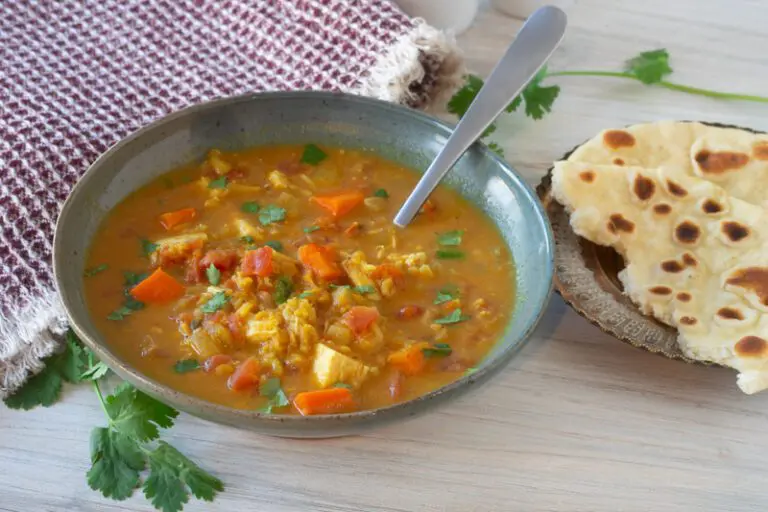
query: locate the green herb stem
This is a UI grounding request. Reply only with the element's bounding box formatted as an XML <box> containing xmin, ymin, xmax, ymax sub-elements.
<box><xmin>93</xmin><ymin>379</ymin><xmax>111</xmax><ymax>421</ymax></box>
<box><xmin>547</xmin><ymin>70</ymin><xmax>768</xmax><ymax>103</ymax></box>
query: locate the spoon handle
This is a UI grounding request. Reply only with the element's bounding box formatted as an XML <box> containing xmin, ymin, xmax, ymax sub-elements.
<box><xmin>393</xmin><ymin>5</ymin><xmax>568</xmax><ymax>228</ymax></box>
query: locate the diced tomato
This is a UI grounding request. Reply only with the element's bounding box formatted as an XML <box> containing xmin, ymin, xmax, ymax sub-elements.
<box><xmin>344</xmin><ymin>306</ymin><xmax>380</xmax><ymax>335</ymax></box>
<box><xmin>155</xmin><ymin>239</ymin><xmax>204</xmax><ymax>268</ymax></box>
<box><xmin>371</xmin><ymin>264</ymin><xmax>404</xmax><ymax>284</ymax></box>
<box><xmin>227</xmin><ymin>314</ymin><xmax>245</xmax><ymax>345</ymax></box>
<box><xmin>200</xmin><ymin>249</ymin><xmax>239</xmax><ymax>272</ymax></box>
<box><xmin>420</xmin><ymin>199</ymin><xmax>437</xmax><ymax>214</ymax></box>
<box><xmin>203</xmin><ymin>354</ymin><xmax>233</xmax><ymax>373</ymax></box>
<box><xmin>185</xmin><ymin>255</ymin><xmax>205</xmax><ymax>283</ymax></box>
<box><xmin>398</xmin><ymin>305</ymin><xmax>424</xmax><ymax>319</ymax></box>
<box><xmin>227</xmin><ymin>357</ymin><xmax>261</xmax><ymax>391</ymax></box>
<box><xmin>241</xmin><ymin>246</ymin><xmax>274</xmax><ymax>277</ymax></box>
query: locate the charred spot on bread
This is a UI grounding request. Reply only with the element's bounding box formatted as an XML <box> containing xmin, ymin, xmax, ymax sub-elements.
<box><xmin>695</xmin><ymin>149</ymin><xmax>750</xmax><ymax>174</ymax></box>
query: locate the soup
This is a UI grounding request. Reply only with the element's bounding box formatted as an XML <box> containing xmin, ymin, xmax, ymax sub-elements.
<box><xmin>83</xmin><ymin>144</ymin><xmax>515</xmax><ymax>415</ymax></box>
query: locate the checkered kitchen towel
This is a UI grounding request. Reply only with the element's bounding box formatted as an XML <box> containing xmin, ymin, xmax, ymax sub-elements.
<box><xmin>0</xmin><ymin>0</ymin><xmax>464</xmax><ymax>397</ymax></box>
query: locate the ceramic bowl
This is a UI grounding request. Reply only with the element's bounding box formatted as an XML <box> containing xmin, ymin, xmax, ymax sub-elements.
<box><xmin>54</xmin><ymin>91</ymin><xmax>554</xmax><ymax>438</ymax></box>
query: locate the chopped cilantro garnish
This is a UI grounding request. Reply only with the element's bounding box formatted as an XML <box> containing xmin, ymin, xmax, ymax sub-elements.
<box><xmin>258</xmin><ymin>204</ymin><xmax>286</xmax><ymax>226</ymax></box>
<box><xmin>107</xmin><ymin>296</ymin><xmax>144</xmax><ymax>321</ymax></box>
<box><xmin>140</xmin><ymin>239</ymin><xmax>158</xmax><ymax>257</ymax></box>
<box><xmin>265</xmin><ymin>240</ymin><xmax>283</xmax><ymax>252</ymax></box>
<box><xmin>434</xmin><ymin>285</ymin><xmax>459</xmax><ymax>305</ymax></box>
<box><xmin>200</xmin><ymin>292</ymin><xmax>229</xmax><ymax>313</ymax></box>
<box><xmin>303</xmin><ymin>225</ymin><xmax>320</xmax><ymax>233</ymax></box>
<box><xmin>352</xmin><ymin>285</ymin><xmax>376</xmax><ymax>295</ymax></box>
<box><xmin>273</xmin><ymin>276</ymin><xmax>293</xmax><ymax>305</ymax></box>
<box><xmin>241</xmin><ymin>201</ymin><xmax>260</xmax><ymax>213</ymax></box>
<box><xmin>207</xmin><ymin>176</ymin><xmax>228</xmax><ymax>189</ymax></box>
<box><xmin>84</xmin><ymin>264</ymin><xmax>109</xmax><ymax>277</ymax></box>
<box><xmin>297</xmin><ymin>291</ymin><xmax>315</xmax><ymax>299</ymax></box>
<box><xmin>333</xmin><ymin>382</ymin><xmax>353</xmax><ymax>389</ymax></box>
<box><xmin>434</xmin><ymin>309</ymin><xmax>469</xmax><ymax>325</ymax></box>
<box><xmin>173</xmin><ymin>359</ymin><xmax>200</xmax><ymax>374</ymax></box>
<box><xmin>437</xmin><ymin>230</ymin><xmax>463</xmax><ymax>246</ymax></box>
<box><xmin>240</xmin><ymin>235</ymin><xmax>255</xmax><ymax>244</ymax></box>
<box><xmin>300</xmin><ymin>143</ymin><xmax>327</xmax><ymax>165</ymax></box>
<box><xmin>422</xmin><ymin>343</ymin><xmax>453</xmax><ymax>358</ymax></box>
<box><xmin>256</xmin><ymin>377</ymin><xmax>290</xmax><ymax>414</ymax></box>
<box><xmin>206</xmin><ymin>264</ymin><xmax>220</xmax><ymax>286</ymax></box>
<box><xmin>372</xmin><ymin>188</ymin><xmax>389</xmax><ymax>199</ymax></box>
<box><xmin>436</xmin><ymin>249</ymin><xmax>465</xmax><ymax>260</ymax></box>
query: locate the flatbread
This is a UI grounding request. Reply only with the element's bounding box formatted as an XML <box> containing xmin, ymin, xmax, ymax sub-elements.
<box><xmin>552</xmin><ymin>159</ymin><xmax>768</xmax><ymax>394</ymax></box>
<box><xmin>568</xmin><ymin>121</ymin><xmax>768</xmax><ymax>207</ymax></box>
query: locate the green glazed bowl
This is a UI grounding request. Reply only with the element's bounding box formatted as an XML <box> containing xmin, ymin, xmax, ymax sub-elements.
<box><xmin>54</xmin><ymin>91</ymin><xmax>554</xmax><ymax>438</ymax></box>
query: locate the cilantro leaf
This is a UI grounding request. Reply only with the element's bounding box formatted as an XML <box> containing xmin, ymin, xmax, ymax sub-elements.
<box><xmin>141</xmin><ymin>239</ymin><xmax>158</xmax><ymax>257</ymax></box>
<box><xmin>352</xmin><ymin>285</ymin><xmax>376</xmax><ymax>295</ymax></box>
<box><xmin>434</xmin><ymin>309</ymin><xmax>470</xmax><ymax>325</ymax></box>
<box><xmin>81</xmin><ymin>361</ymin><xmax>111</xmax><ymax>381</ymax></box>
<box><xmin>258</xmin><ymin>378</ymin><xmax>290</xmax><ymax>413</ymax></box>
<box><xmin>372</xmin><ymin>188</ymin><xmax>389</xmax><ymax>199</ymax></box>
<box><xmin>143</xmin><ymin>441</ymin><xmax>223</xmax><ymax>511</ymax></box>
<box><xmin>297</xmin><ymin>291</ymin><xmax>315</xmax><ymax>299</ymax></box>
<box><xmin>422</xmin><ymin>343</ymin><xmax>453</xmax><ymax>358</ymax></box>
<box><xmin>241</xmin><ymin>201</ymin><xmax>259</xmax><ymax>213</ymax></box>
<box><xmin>173</xmin><ymin>359</ymin><xmax>200</xmax><ymax>374</ymax></box>
<box><xmin>84</xmin><ymin>264</ymin><xmax>109</xmax><ymax>277</ymax></box>
<box><xmin>200</xmin><ymin>292</ymin><xmax>229</xmax><ymax>313</ymax></box>
<box><xmin>624</xmin><ymin>49</ymin><xmax>672</xmax><ymax>84</ymax></box>
<box><xmin>447</xmin><ymin>74</ymin><xmax>483</xmax><ymax>118</ymax></box>
<box><xmin>264</xmin><ymin>240</ymin><xmax>283</xmax><ymax>252</ymax></box>
<box><xmin>3</xmin><ymin>368</ymin><xmax>62</xmax><ymax>410</ymax></box>
<box><xmin>333</xmin><ymin>382</ymin><xmax>353</xmax><ymax>389</ymax></box>
<box><xmin>3</xmin><ymin>331</ymin><xmax>88</xmax><ymax>409</ymax></box>
<box><xmin>124</xmin><ymin>271</ymin><xmax>150</xmax><ymax>287</ymax></box>
<box><xmin>300</xmin><ymin>144</ymin><xmax>327</xmax><ymax>165</ymax></box>
<box><xmin>258</xmin><ymin>204</ymin><xmax>286</xmax><ymax>226</ymax></box>
<box><xmin>105</xmin><ymin>383</ymin><xmax>178</xmax><ymax>442</ymax></box>
<box><xmin>436</xmin><ymin>249</ymin><xmax>465</xmax><ymax>260</ymax></box>
<box><xmin>520</xmin><ymin>66</ymin><xmax>560</xmax><ymax>120</ymax></box>
<box><xmin>273</xmin><ymin>276</ymin><xmax>293</xmax><ymax>305</ymax></box>
<box><xmin>240</xmin><ymin>235</ymin><xmax>255</xmax><ymax>244</ymax></box>
<box><xmin>205</xmin><ymin>264</ymin><xmax>220</xmax><ymax>286</ymax></box>
<box><xmin>303</xmin><ymin>225</ymin><xmax>320</xmax><ymax>233</ymax></box>
<box><xmin>87</xmin><ymin>427</ymin><xmax>145</xmax><ymax>500</ymax></box>
<box><xmin>434</xmin><ymin>285</ymin><xmax>459</xmax><ymax>305</ymax></box>
<box><xmin>207</xmin><ymin>176</ymin><xmax>228</xmax><ymax>189</ymax></box>
<box><xmin>487</xmin><ymin>142</ymin><xmax>505</xmax><ymax>157</ymax></box>
<box><xmin>437</xmin><ymin>230</ymin><xmax>463</xmax><ymax>246</ymax></box>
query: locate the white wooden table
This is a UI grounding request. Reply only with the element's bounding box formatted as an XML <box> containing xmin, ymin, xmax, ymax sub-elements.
<box><xmin>4</xmin><ymin>1</ymin><xmax>768</xmax><ymax>510</ymax></box>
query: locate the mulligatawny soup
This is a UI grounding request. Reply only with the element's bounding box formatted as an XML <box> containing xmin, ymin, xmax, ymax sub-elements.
<box><xmin>84</xmin><ymin>144</ymin><xmax>515</xmax><ymax>415</ymax></box>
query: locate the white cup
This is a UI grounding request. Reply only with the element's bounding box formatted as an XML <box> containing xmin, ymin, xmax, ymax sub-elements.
<box><xmin>396</xmin><ymin>0</ymin><xmax>481</xmax><ymax>34</ymax></box>
<box><xmin>491</xmin><ymin>0</ymin><xmax>576</xmax><ymax>18</ymax></box>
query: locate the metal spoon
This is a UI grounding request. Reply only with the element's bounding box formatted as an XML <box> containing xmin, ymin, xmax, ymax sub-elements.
<box><xmin>393</xmin><ymin>5</ymin><xmax>568</xmax><ymax>228</ymax></box>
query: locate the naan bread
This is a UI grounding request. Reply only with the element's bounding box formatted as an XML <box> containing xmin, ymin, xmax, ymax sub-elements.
<box><xmin>568</xmin><ymin>121</ymin><xmax>768</xmax><ymax>207</ymax></box>
<box><xmin>552</xmin><ymin>159</ymin><xmax>768</xmax><ymax>394</ymax></box>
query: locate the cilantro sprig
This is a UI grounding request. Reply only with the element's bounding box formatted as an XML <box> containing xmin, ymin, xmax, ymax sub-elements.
<box><xmin>3</xmin><ymin>331</ymin><xmax>224</xmax><ymax>511</ymax></box>
<box><xmin>449</xmin><ymin>48</ymin><xmax>768</xmax><ymax>156</ymax></box>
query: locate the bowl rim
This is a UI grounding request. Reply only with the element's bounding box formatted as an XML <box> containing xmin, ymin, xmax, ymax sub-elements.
<box><xmin>54</xmin><ymin>90</ymin><xmax>555</xmax><ymax>429</ymax></box>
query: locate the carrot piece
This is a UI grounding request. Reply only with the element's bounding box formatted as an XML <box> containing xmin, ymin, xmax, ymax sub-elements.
<box><xmin>130</xmin><ymin>268</ymin><xmax>185</xmax><ymax>303</ymax></box>
<box><xmin>227</xmin><ymin>357</ymin><xmax>261</xmax><ymax>391</ymax></box>
<box><xmin>311</xmin><ymin>190</ymin><xmax>365</xmax><ymax>217</ymax></box>
<box><xmin>370</xmin><ymin>263</ymin><xmax>403</xmax><ymax>281</ymax></box>
<box><xmin>159</xmin><ymin>207</ymin><xmax>196</xmax><ymax>230</ymax></box>
<box><xmin>344</xmin><ymin>305</ymin><xmax>380</xmax><ymax>335</ymax></box>
<box><xmin>293</xmin><ymin>387</ymin><xmax>356</xmax><ymax>416</ymax></box>
<box><xmin>241</xmin><ymin>247</ymin><xmax>274</xmax><ymax>277</ymax></box>
<box><xmin>203</xmin><ymin>354</ymin><xmax>232</xmax><ymax>373</ymax></box>
<box><xmin>297</xmin><ymin>243</ymin><xmax>343</xmax><ymax>280</ymax></box>
<box><xmin>388</xmin><ymin>343</ymin><xmax>428</xmax><ymax>376</ymax></box>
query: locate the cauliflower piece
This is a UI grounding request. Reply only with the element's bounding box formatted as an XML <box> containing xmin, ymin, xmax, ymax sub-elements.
<box><xmin>207</xmin><ymin>149</ymin><xmax>232</xmax><ymax>175</ymax></box>
<box><xmin>312</xmin><ymin>343</ymin><xmax>372</xmax><ymax>389</ymax></box>
<box><xmin>268</xmin><ymin>170</ymin><xmax>290</xmax><ymax>189</ymax></box>
<box><xmin>386</xmin><ymin>252</ymin><xmax>434</xmax><ymax>278</ymax></box>
<box><xmin>246</xmin><ymin>310</ymin><xmax>283</xmax><ymax>343</ymax></box>
<box><xmin>280</xmin><ymin>297</ymin><xmax>319</xmax><ymax>353</ymax></box>
<box><xmin>271</xmin><ymin>250</ymin><xmax>300</xmax><ymax>277</ymax></box>
<box><xmin>341</xmin><ymin>251</ymin><xmax>381</xmax><ymax>300</ymax></box>
<box><xmin>150</xmin><ymin>232</ymin><xmax>207</xmax><ymax>266</ymax></box>
<box><xmin>235</xmin><ymin>218</ymin><xmax>265</xmax><ymax>240</ymax></box>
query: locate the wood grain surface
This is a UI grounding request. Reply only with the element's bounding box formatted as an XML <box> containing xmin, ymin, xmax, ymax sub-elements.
<box><xmin>4</xmin><ymin>1</ymin><xmax>768</xmax><ymax>510</ymax></box>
